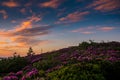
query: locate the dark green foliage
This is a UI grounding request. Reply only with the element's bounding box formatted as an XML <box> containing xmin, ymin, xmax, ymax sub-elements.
<box><xmin>33</xmin><ymin>59</ymin><xmax>60</xmax><ymax>71</ymax></box>
<box><xmin>27</xmin><ymin>47</ymin><xmax>35</xmax><ymax>56</ymax></box>
<box><xmin>48</xmin><ymin>63</ymin><xmax>105</xmax><ymax>80</ymax></box>
<box><xmin>101</xmin><ymin>61</ymin><xmax>120</xmax><ymax>80</ymax></box>
<box><xmin>79</xmin><ymin>41</ymin><xmax>90</xmax><ymax>49</ymax></box>
<box><xmin>0</xmin><ymin>56</ymin><xmax>29</xmax><ymax>76</ymax></box>
<box><xmin>38</xmin><ymin>70</ymin><xmax>45</xmax><ymax>77</ymax></box>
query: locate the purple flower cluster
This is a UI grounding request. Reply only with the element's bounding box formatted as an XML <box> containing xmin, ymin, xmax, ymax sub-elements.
<box><xmin>26</xmin><ymin>68</ymin><xmax>38</xmax><ymax>78</ymax></box>
<box><xmin>57</xmin><ymin>53</ymin><xmax>69</xmax><ymax>61</ymax></box>
<box><xmin>22</xmin><ymin>65</ymin><xmax>33</xmax><ymax>72</ymax></box>
<box><xmin>3</xmin><ymin>71</ymin><xmax>23</xmax><ymax>80</ymax></box>
<box><xmin>31</xmin><ymin>57</ymin><xmax>42</xmax><ymax>63</ymax></box>
<box><xmin>3</xmin><ymin>76</ymin><xmax>18</xmax><ymax>80</ymax></box>
<box><xmin>16</xmin><ymin>71</ymin><xmax>23</xmax><ymax>76</ymax></box>
<box><xmin>46</xmin><ymin>65</ymin><xmax>63</xmax><ymax>73</ymax></box>
<box><xmin>21</xmin><ymin>76</ymin><xmax>26</xmax><ymax>80</ymax></box>
<box><xmin>3</xmin><ymin>66</ymin><xmax>38</xmax><ymax>80</ymax></box>
<box><xmin>21</xmin><ymin>68</ymin><xmax>38</xmax><ymax>80</ymax></box>
<box><xmin>26</xmin><ymin>55</ymin><xmax>42</xmax><ymax>64</ymax></box>
<box><xmin>66</xmin><ymin>45</ymin><xmax>120</xmax><ymax>62</ymax></box>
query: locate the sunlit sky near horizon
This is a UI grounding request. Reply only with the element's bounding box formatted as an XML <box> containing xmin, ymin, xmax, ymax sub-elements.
<box><xmin>0</xmin><ymin>0</ymin><xmax>120</xmax><ymax>57</ymax></box>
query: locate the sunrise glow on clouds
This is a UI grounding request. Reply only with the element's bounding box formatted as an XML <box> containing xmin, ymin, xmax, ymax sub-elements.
<box><xmin>0</xmin><ymin>0</ymin><xmax>120</xmax><ymax>57</ymax></box>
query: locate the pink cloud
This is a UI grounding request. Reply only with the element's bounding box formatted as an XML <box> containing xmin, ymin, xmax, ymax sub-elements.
<box><xmin>71</xmin><ymin>26</ymin><xmax>116</xmax><ymax>34</ymax></box>
<box><xmin>39</xmin><ymin>0</ymin><xmax>63</xmax><ymax>8</ymax></box>
<box><xmin>57</xmin><ymin>11</ymin><xmax>90</xmax><ymax>24</ymax></box>
<box><xmin>98</xmin><ymin>27</ymin><xmax>115</xmax><ymax>31</ymax></box>
<box><xmin>81</xmin><ymin>31</ymin><xmax>94</xmax><ymax>34</ymax></box>
<box><xmin>0</xmin><ymin>10</ymin><xmax>8</xmax><ymax>19</ymax></box>
<box><xmin>71</xmin><ymin>27</ymin><xmax>94</xmax><ymax>34</ymax></box>
<box><xmin>11</xmin><ymin>20</ymin><xmax>16</xmax><ymax>23</ymax></box>
<box><xmin>20</xmin><ymin>8</ymin><xmax>26</xmax><ymax>14</ymax></box>
<box><xmin>88</xmin><ymin>0</ymin><xmax>120</xmax><ymax>12</ymax></box>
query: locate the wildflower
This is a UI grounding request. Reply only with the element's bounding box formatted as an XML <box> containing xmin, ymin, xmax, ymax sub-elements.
<box><xmin>16</xmin><ymin>71</ymin><xmax>23</xmax><ymax>76</ymax></box>
<box><xmin>3</xmin><ymin>75</ymin><xmax>18</xmax><ymax>80</ymax></box>
<box><xmin>3</xmin><ymin>76</ymin><xmax>11</xmax><ymax>80</ymax></box>
<box><xmin>26</xmin><ymin>68</ymin><xmax>38</xmax><ymax>78</ymax></box>
<box><xmin>10</xmin><ymin>76</ymin><xmax>18</xmax><ymax>80</ymax></box>
<box><xmin>108</xmin><ymin>57</ymin><xmax>117</xmax><ymax>62</ymax></box>
<box><xmin>21</xmin><ymin>76</ymin><xmax>26</xmax><ymax>80</ymax></box>
<box><xmin>8</xmin><ymin>72</ymin><xmax>15</xmax><ymax>76</ymax></box>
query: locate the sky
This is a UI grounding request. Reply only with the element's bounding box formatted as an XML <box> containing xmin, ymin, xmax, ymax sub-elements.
<box><xmin>0</xmin><ymin>0</ymin><xmax>120</xmax><ymax>57</ymax></box>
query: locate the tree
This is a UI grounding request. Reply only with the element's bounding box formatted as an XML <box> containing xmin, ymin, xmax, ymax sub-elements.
<box><xmin>13</xmin><ymin>52</ymin><xmax>17</xmax><ymax>57</ymax></box>
<box><xmin>27</xmin><ymin>47</ymin><xmax>35</xmax><ymax>56</ymax></box>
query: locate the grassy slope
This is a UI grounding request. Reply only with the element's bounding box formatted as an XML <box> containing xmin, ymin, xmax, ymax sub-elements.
<box><xmin>1</xmin><ymin>41</ymin><xmax>120</xmax><ymax>80</ymax></box>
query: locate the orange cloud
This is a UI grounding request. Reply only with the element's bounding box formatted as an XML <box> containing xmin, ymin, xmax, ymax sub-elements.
<box><xmin>0</xmin><ymin>10</ymin><xmax>8</xmax><ymax>19</ymax></box>
<box><xmin>2</xmin><ymin>0</ymin><xmax>20</xmax><ymax>8</ymax></box>
<box><xmin>0</xmin><ymin>41</ymin><xmax>8</xmax><ymax>44</ymax></box>
<box><xmin>15</xmin><ymin>21</ymin><xmax>32</xmax><ymax>31</ymax></box>
<box><xmin>0</xmin><ymin>49</ymin><xmax>13</xmax><ymax>57</ymax></box>
<box><xmin>39</xmin><ymin>0</ymin><xmax>62</xmax><ymax>8</ymax></box>
<box><xmin>15</xmin><ymin>15</ymin><xmax>41</xmax><ymax>31</ymax></box>
<box><xmin>0</xmin><ymin>15</ymin><xmax>52</xmax><ymax>56</ymax></box>
<box><xmin>57</xmin><ymin>11</ymin><xmax>89</xmax><ymax>24</ymax></box>
<box><xmin>88</xmin><ymin>0</ymin><xmax>120</xmax><ymax>12</ymax></box>
<box><xmin>0</xmin><ymin>15</ymin><xmax>53</xmax><ymax>48</ymax></box>
<box><xmin>11</xmin><ymin>36</ymin><xmax>50</xmax><ymax>46</ymax></box>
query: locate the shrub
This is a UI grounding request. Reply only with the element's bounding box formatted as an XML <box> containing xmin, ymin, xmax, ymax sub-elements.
<box><xmin>0</xmin><ymin>56</ymin><xmax>29</xmax><ymax>76</ymax></box>
<box><xmin>79</xmin><ymin>41</ymin><xmax>90</xmax><ymax>50</ymax></box>
<box><xmin>48</xmin><ymin>63</ymin><xmax>105</xmax><ymax>80</ymax></box>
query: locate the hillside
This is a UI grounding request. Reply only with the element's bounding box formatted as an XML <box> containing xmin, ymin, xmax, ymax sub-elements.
<box><xmin>0</xmin><ymin>41</ymin><xmax>120</xmax><ymax>80</ymax></box>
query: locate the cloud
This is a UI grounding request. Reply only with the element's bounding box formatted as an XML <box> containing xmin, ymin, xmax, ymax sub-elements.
<box><xmin>80</xmin><ymin>31</ymin><xmax>94</xmax><ymax>34</ymax></box>
<box><xmin>11</xmin><ymin>20</ymin><xmax>16</xmax><ymax>23</ymax></box>
<box><xmin>0</xmin><ymin>41</ymin><xmax>8</xmax><ymax>44</ymax></box>
<box><xmin>0</xmin><ymin>26</ymin><xmax>51</xmax><ymax>37</ymax></box>
<box><xmin>39</xmin><ymin>0</ymin><xmax>63</xmax><ymax>8</ymax></box>
<box><xmin>20</xmin><ymin>8</ymin><xmax>33</xmax><ymax>14</ymax></box>
<box><xmin>88</xmin><ymin>0</ymin><xmax>120</xmax><ymax>12</ymax></box>
<box><xmin>56</xmin><ymin>11</ymin><xmax>90</xmax><ymax>24</ymax></box>
<box><xmin>2</xmin><ymin>0</ymin><xmax>20</xmax><ymax>8</ymax></box>
<box><xmin>15</xmin><ymin>15</ymin><xmax>42</xmax><ymax>32</ymax></box>
<box><xmin>11</xmin><ymin>36</ymin><xmax>50</xmax><ymax>46</ymax></box>
<box><xmin>98</xmin><ymin>27</ymin><xmax>115</xmax><ymax>31</ymax></box>
<box><xmin>20</xmin><ymin>8</ymin><xmax>26</xmax><ymax>14</ymax></box>
<box><xmin>0</xmin><ymin>10</ymin><xmax>8</xmax><ymax>19</ymax></box>
<box><xmin>71</xmin><ymin>27</ymin><xmax>94</xmax><ymax>34</ymax></box>
<box><xmin>0</xmin><ymin>15</ymin><xmax>52</xmax><ymax>47</ymax></box>
<box><xmin>15</xmin><ymin>26</ymin><xmax>51</xmax><ymax>37</ymax></box>
<box><xmin>71</xmin><ymin>26</ymin><xmax>116</xmax><ymax>34</ymax></box>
